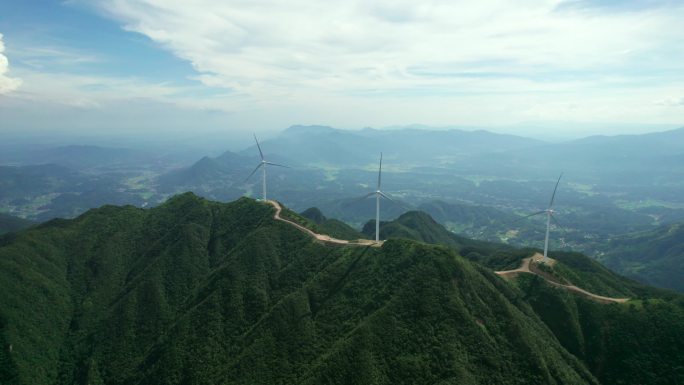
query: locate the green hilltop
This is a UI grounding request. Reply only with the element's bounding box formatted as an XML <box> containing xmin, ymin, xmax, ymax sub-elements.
<box><xmin>299</xmin><ymin>206</ymin><xmax>368</xmax><ymax>241</ymax></box>
<box><xmin>0</xmin><ymin>194</ymin><xmax>682</xmax><ymax>385</ymax></box>
<box><xmin>358</xmin><ymin>209</ymin><xmax>684</xmax><ymax>385</ymax></box>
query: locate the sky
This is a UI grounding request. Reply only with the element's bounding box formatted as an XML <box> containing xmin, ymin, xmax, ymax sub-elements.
<box><xmin>1</xmin><ymin>0</ymin><xmax>683</xmax><ymax>140</ymax></box>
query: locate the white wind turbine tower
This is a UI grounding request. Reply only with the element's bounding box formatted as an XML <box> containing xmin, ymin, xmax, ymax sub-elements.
<box><xmin>358</xmin><ymin>153</ymin><xmax>396</xmax><ymax>242</ymax></box>
<box><xmin>244</xmin><ymin>134</ymin><xmax>289</xmax><ymax>201</ymax></box>
<box><xmin>521</xmin><ymin>173</ymin><xmax>564</xmax><ymax>263</ymax></box>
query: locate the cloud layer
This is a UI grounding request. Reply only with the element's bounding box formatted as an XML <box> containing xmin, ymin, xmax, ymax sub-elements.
<box><xmin>94</xmin><ymin>1</ymin><xmax>684</xmax><ymax>96</ymax></box>
<box><xmin>0</xmin><ymin>33</ymin><xmax>22</xmax><ymax>94</ymax></box>
<box><xmin>3</xmin><ymin>1</ymin><xmax>683</xmax><ymax>135</ymax></box>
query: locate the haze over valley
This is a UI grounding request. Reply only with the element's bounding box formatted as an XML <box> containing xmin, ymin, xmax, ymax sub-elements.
<box><xmin>3</xmin><ymin>125</ymin><xmax>684</xmax><ymax>291</ymax></box>
<box><xmin>2</xmin><ymin>1</ymin><xmax>684</xmax><ymax>384</ymax></box>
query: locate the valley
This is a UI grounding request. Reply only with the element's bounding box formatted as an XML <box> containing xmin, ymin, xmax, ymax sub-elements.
<box><xmin>3</xmin><ymin>125</ymin><xmax>683</xmax><ymax>292</ymax></box>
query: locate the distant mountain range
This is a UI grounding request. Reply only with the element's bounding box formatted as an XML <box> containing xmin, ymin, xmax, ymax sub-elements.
<box><xmin>159</xmin><ymin>125</ymin><xmax>684</xmax><ymax>204</ymax></box>
<box><xmin>149</xmin><ymin>126</ymin><xmax>684</xmax><ymax>295</ymax></box>
<box><xmin>0</xmin><ymin>144</ymin><xmax>202</xmax><ymax>171</ymax></box>
<box><xmin>1</xmin><ymin>194</ymin><xmax>682</xmax><ymax>384</ymax></box>
<box><xmin>0</xmin><ymin>145</ymin><xmax>145</xmax><ymax>170</ymax></box>
<box><xmin>235</xmin><ymin>125</ymin><xmax>684</xmax><ymax>178</ymax></box>
<box><xmin>239</xmin><ymin>125</ymin><xmax>545</xmax><ymax>166</ymax></box>
<box><xmin>2</xmin><ymin>125</ymin><xmax>684</xmax><ymax>302</ymax></box>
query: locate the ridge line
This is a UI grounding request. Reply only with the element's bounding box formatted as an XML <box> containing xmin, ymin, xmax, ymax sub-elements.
<box><xmin>264</xmin><ymin>200</ymin><xmax>382</xmax><ymax>247</ymax></box>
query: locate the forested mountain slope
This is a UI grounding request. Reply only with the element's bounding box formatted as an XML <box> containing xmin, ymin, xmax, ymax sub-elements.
<box><xmin>1</xmin><ymin>194</ymin><xmax>596</xmax><ymax>385</ymax></box>
<box><xmin>1</xmin><ymin>194</ymin><xmax>682</xmax><ymax>385</ymax></box>
<box><xmin>368</xmin><ymin>209</ymin><xmax>684</xmax><ymax>385</ymax></box>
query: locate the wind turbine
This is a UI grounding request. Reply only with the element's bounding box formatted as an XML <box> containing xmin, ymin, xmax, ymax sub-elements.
<box><xmin>520</xmin><ymin>173</ymin><xmax>563</xmax><ymax>263</ymax></box>
<box><xmin>244</xmin><ymin>134</ymin><xmax>289</xmax><ymax>201</ymax></box>
<box><xmin>358</xmin><ymin>153</ymin><xmax>396</xmax><ymax>242</ymax></box>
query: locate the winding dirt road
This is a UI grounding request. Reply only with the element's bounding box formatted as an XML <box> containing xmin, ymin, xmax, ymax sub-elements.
<box><xmin>496</xmin><ymin>253</ymin><xmax>629</xmax><ymax>304</ymax></box>
<box><xmin>265</xmin><ymin>200</ymin><xmax>628</xmax><ymax>304</ymax></box>
<box><xmin>265</xmin><ymin>200</ymin><xmax>382</xmax><ymax>247</ymax></box>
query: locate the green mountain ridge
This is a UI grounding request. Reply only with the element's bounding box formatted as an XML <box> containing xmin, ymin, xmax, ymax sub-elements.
<box><xmin>600</xmin><ymin>221</ymin><xmax>684</xmax><ymax>292</ymax></box>
<box><xmin>1</xmin><ymin>194</ymin><xmax>682</xmax><ymax>384</ymax></box>
<box><xmin>366</xmin><ymin>210</ymin><xmax>684</xmax><ymax>384</ymax></box>
<box><xmin>299</xmin><ymin>207</ymin><xmax>368</xmax><ymax>241</ymax></box>
<box><xmin>364</xmin><ymin>210</ymin><xmax>661</xmax><ymax>298</ymax></box>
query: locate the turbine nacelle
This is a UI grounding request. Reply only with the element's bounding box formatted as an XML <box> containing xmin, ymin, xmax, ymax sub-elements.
<box><xmin>244</xmin><ymin>134</ymin><xmax>290</xmax><ymax>201</ymax></box>
<box><xmin>353</xmin><ymin>152</ymin><xmax>402</xmax><ymax>243</ymax></box>
<box><xmin>519</xmin><ymin>173</ymin><xmax>564</xmax><ymax>264</ymax></box>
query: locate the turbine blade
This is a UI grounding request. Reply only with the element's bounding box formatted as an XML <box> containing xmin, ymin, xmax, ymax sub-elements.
<box><xmin>550</xmin><ymin>214</ymin><xmax>567</xmax><ymax>232</ymax></box>
<box><xmin>377</xmin><ymin>152</ymin><xmax>383</xmax><ymax>190</ymax></box>
<box><xmin>265</xmin><ymin>161</ymin><xmax>290</xmax><ymax>168</ymax></box>
<box><xmin>378</xmin><ymin>191</ymin><xmax>394</xmax><ymax>203</ymax></box>
<box><xmin>549</xmin><ymin>173</ymin><xmax>563</xmax><ymax>208</ymax></box>
<box><xmin>344</xmin><ymin>192</ymin><xmax>377</xmax><ymax>207</ymax></box>
<box><xmin>511</xmin><ymin>210</ymin><xmax>546</xmax><ymax>224</ymax></box>
<box><xmin>254</xmin><ymin>134</ymin><xmax>264</xmax><ymax>160</ymax></box>
<box><xmin>379</xmin><ymin>191</ymin><xmax>411</xmax><ymax>210</ymax></box>
<box><xmin>243</xmin><ymin>163</ymin><xmax>263</xmax><ymax>182</ymax></box>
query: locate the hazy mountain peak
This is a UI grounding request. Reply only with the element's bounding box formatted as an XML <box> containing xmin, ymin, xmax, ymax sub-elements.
<box><xmin>300</xmin><ymin>207</ymin><xmax>326</xmax><ymax>224</ymax></box>
<box><xmin>283</xmin><ymin>124</ymin><xmax>337</xmax><ymax>135</ymax></box>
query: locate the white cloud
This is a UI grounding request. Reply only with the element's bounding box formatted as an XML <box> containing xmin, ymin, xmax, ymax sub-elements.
<box><xmin>92</xmin><ymin>1</ymin><xmax>684</xmax><ymax>97</ymax></box>
<box><xmin>654</xmin><ymin>97</ymin><xmax>684</xmax><ymax>107</ymax></box>
<box><xmin>0</xmin><ymin>33</ymin><xmax>22</xmax><ymax>94</ymax></box>
<box><xmin>5</xmin><ymin>1</ymin><xmax>684</xmax><ymax>135</ymax></box>
<box><xmin>11</xmin><ymin>46</ymin><xmax>100</xmax><ymax>70</ymax></box>
<box><xmin>7</xmin><ymin>69</ymin><xmax>232</xmax><ymax>111</ymax></box>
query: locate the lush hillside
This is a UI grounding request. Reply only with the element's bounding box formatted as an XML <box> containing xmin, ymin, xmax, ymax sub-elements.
<box><xmin>0</xmin><ymin>213</ymin><xmax>34</xmax><ymax>234</ymax></box>
<box><xmin>367</xmin><ymin>210</ymin><xmax>661</xmax><ymax>298</ymax></box>
<box><xmin>516</xmin><ymin>274</ymin><xmax>684</xmax><ymax>385</ymax></box>
<box><xmin>362</xmin><ymin>210</ymin><xmax>470</xmax><ymax>248</ymax></box>
<box><xmin>1</xmin><ymin>193</ymin><xmax>602</xmax><ymax>385</ymax></box>
<box><xmin>600</xmin><ymin>222</ymin><xmax>684</xmax><ymax>292</ymax></box>
<box><xmin>369</xmin><ymin>208</ymin><xmax>684</xmax><ymax>385</ymax></box>
<box><xmin>2</xmin><ymin>195</ymin><xmax>683</xmax><ymax>384</ymax></box>
<box><xmin>300</xmin><ymin>207</ymin><xmax>367</xmax><ymax>240</ymax></box>
<box><xmin>300</xmin><ymin>207</ymin><xmax>327</xmax><ymax>224</ymax></box>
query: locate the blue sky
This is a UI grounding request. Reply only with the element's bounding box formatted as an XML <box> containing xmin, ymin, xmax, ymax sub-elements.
<box><xmin>1</xmin><ymin>0</ymin><xmax>683</xmax><ymax>139</ymax></box>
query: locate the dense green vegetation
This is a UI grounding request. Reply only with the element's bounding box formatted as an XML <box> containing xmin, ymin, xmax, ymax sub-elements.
<box><xmin>516</xmin><ymin>275</ymin><xmax>684</xmax><ymax>385</ymax></box>
<box><xmin>1</xmin><ymin>194</ymin><xmax>599</xmax><ymax>384</ymax></box>
<box><xmin>5</xmin><ymin>127</ymin><xmax>684</xmax><ymax>300</ymax></box>
<box><xmin>367</xmin><ymin>210</ymin><xmax>673</xmax><ymax>299</ymax></box>
<box><xmin>299</xmin><ymin>206</ymin><xmax>367</xmax><ymax>240</ymax></box>
<box><xmin>362</xmin><ymin>211</ymin><xmax>502</xmax><ymax>251</ymax></box>
<box><xmin>600</xmin><ymin>222</ymin><xmax>684</xmax><ymax>292</ymax></box>
<box><xmin>355</xmin><ymin>208</ymin><xmax>684</xmax><ymax>384</ymax></box>
<box><xmin>364</xmin><ymin>210</ymin><xmax>532</xmax><ymax>271</ymax></box>
<box><xmin>1</xmin><ymin>194</ymin><xmax>682</xmax><ymax>384</ymax></box>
